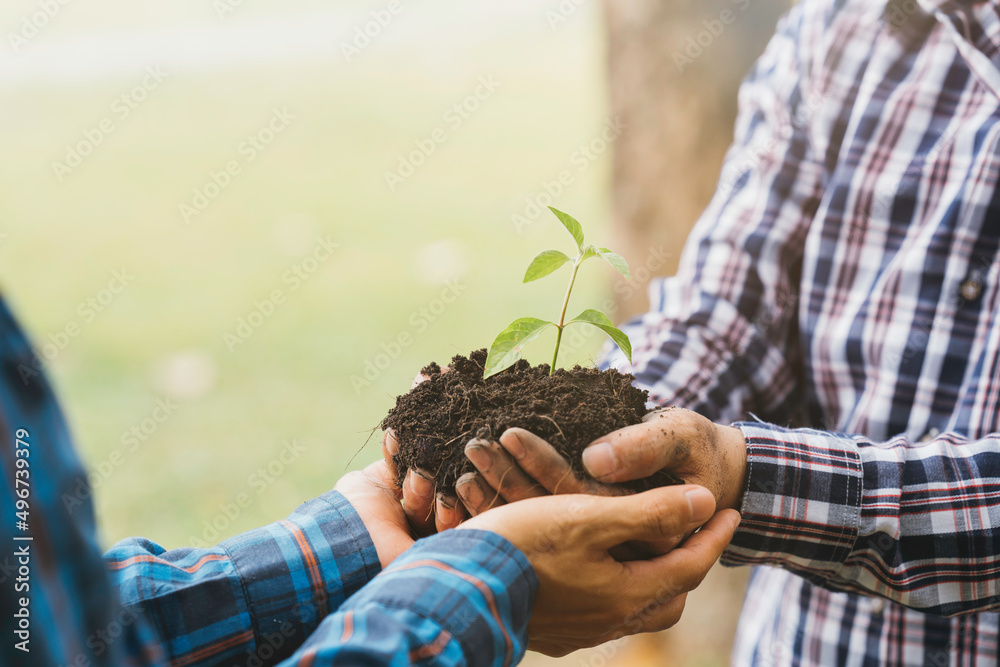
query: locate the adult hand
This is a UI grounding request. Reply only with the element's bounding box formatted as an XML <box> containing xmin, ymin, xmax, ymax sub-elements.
<box><xmin>333</xmin><ymin>460</ymin><xmax>415</xmax><ymax>568</ymax></box>
<box><xmin>457</xmin><ymin>428</ymin><xmax>691</xmax><ymax>561</ymax></box>
<box><xmin>382</xmin><ymin>428</ymin><xmax>467</xmax><ymax>537</ymax></box>
<box><xmin>581</xmin><ymin>407</ymin><xmax>748</xmax><ymax>512</ymax></box>
<box><xmin>383</xmin><ymin>426</ymin><xmax>608</xmax><ymax>540</ymax></box>
<box><xmin>458</xmin><ymin>409</ymin><xmax>747</xmax><ymax>515</ymax></box>
<box><xmin>460</xmin><ymin>484</ymin><xmax>740</xmax><ymax>656</ymax></box>
<box><xmin>381</xmin><ymin>368</ymin><xmax>466</xmax><ymax>537</ymax></box>
<box><xmin>454</xmin><ymin>428</ymin><xmax>626</xmax><ymax>519</ymax></box>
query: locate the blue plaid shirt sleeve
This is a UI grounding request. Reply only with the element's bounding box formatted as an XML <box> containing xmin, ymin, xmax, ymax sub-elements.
<box><xmin>106</xmin><ymin>494</ymin><xmax>536</xmax><ymax>667</ymax></box>
<box><xmin>722</xmin><ymin>421</ymin><xmax>1000</xmax><ymax>618</ymax></box>
<box><xmin>104</xmin><ymin>489</ymin><xmax>382</xmax><ymax>666</ymax></box>
<box><xmin>281</xmin><ymin>529</ymin><xmax>537</xmax><ymax>667</ymax></box>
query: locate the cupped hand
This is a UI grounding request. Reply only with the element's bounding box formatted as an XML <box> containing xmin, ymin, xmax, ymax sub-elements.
<box><xmin>459</xmin><ymin>484</ymin><xmax>740</xmax><ymax>656</ymax></box>
<box><xmin>380</xmin><ymin>367</ymin><xmax>468</xmax><ymax>537</ymax></box>
<box><xmin>581</xmin><ymin>407</ymin><xmax>748</xmax><ymax>511</ymax></box>
<box><xmin>382</xmin><ymin>428</ymin><xmax>467</xmax><ymax>536</ymax></box>
<box><xmin>333</xmin><ymin>460</ymin><xmax>415</xmax><ymax>568</ymax></box>
<box><xmin>455</xmin><ymin>427</ymin><xmax>626</xmax><ymax>516</ymax></box>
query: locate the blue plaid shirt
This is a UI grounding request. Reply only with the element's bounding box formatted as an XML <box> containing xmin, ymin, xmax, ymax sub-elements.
<box><xmin>601</xmin><ymin>0</ymin><xmax>1000</xmax><ymax>663</ymax></box>
<box><xmin>0</xmin><ymin>297</ymin><xmax>536</xmax><ymax>667</ymax></box>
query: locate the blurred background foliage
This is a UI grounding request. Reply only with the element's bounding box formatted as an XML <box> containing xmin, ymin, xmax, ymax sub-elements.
<box><xmin>0</xmin><ymin>0</ymin><xmax>782</xmax><ymax>664</ymax></box>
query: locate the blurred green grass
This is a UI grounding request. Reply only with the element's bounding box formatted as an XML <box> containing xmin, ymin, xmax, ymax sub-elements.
<box><xmin>0</xmin><ymin>0</ymin><xmax>618</xmax><ymax>549</ymax></box>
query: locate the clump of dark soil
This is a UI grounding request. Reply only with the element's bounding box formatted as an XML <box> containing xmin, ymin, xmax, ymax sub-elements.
<box><xmin>382</xmin><ymin>349</ymin><xmax>679</xmax><ymax>494</ymax></box>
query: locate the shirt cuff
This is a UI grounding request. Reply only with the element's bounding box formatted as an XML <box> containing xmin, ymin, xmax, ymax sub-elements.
<box><xmin>222</xmin><ymin>489</ymin><xmax>381</xmax><ymax>659</ymax></box>
<box><xmin>342</xmin><ymin>528</ymin><xmax>538</xmax><ymax>666</ymax></box>
<box><xmin>721</xmin><ymin>421</ymin><xmax>863</xmax><ymax>577</ymax></box>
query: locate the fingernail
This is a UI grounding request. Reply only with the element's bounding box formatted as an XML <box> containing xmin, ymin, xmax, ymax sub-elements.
<box><xmin>502</xmin><ymin>430</ymin><xmax>526</xmax><ymax>460</ymax></box>
<box><xmin>409</xmin><ymin>470</ymin><xmax>434</xmax><ymax>498</ymax></box>
<box><xmin>685</xmin><ymin>487</ymin><xmax>715</xmax><ymax>524</ymax></box>
<box><xmin>384</xmin><ymin>429</ymin><xmax>398</xmax><ymax>455</ymax></box>
<box><xmin>582</xmin><ymin>442</ymin><xmax>616</xmax><ymax>479</ymax></box>
<box><xmin>456</xmin><ymin>476</ymin><xmax>484</xmax><ymax>508</ymax></box>
<box><xmin>465</xmin><ymin>441</ymin><xmax>491</xmax><ymax>472</ymax></box>
<box><xmin>437</xmin><ymin>495</ymin><xmax>456</xmax><ymax>526</ymax></box>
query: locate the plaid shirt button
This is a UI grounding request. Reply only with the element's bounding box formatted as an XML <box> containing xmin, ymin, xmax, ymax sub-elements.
<box><xmin>960</xmin><ymin>279</ymin><xmax>983</xmax><ymax>301</ymax></box>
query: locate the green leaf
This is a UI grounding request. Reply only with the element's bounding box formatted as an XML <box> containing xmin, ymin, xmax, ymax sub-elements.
<box><xmin>523</xmin><ymin>250</ymin><xmax>572</xmax><ymax>283</ymax></box>
<box><xmin>548</xmin><ymin>207</ymin><xmax>584</xmax><ymax>250</ymax></box>
<box><xmin>484</xmin><ymin>317</ymin><xmax>556</xmax><ymax>379</ymax></box>
<box><xmin>567</xmin><ymin>309</ymin><xmax>632</xmax><ymax>363</ymax></box>
<box><xmin>597</xmin><ymin>247</ymin><xmax>631</xmax><ymax>280</ymax></box>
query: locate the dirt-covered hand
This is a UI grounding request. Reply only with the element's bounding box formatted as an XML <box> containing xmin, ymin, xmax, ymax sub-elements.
<box><xmin>459</xmin><ymin>484</ymin><xmax>740</xmax><ymax>656</ymax></box>
<box><xmin>582</xmin><ymin>407</ymin><xmax>747</xmax><ymax>512</ymax></box>
<box><xmin>455</xmin><ymin>427</ymin><xmax>625</xmax><ymax>517</ymax></box>
<box><xmin>382</xmin><ymin>428</ymin><xmax>466</xmax><ymax>536</ymax></box>
<box><xmin>380</xmin><ymin>366</ymin><xmax>468</xmax><ymax>537</ymax></box>
<box><xmin>333</xmin><ymin>460</ymin><xmax>415</xmax><ymax>568</ymax></box>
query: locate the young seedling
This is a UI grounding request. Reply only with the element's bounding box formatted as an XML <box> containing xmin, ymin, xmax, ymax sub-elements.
<box><xmin>483</xmin><ymin>207</ymin><xmax>632</xmax><ymax>379</ymax></box>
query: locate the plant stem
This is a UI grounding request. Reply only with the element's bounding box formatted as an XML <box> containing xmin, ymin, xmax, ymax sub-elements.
<box><xmin>550</xmin><ymin>256</ymin><xmax>582</xmax><ymax>374</ymax></box>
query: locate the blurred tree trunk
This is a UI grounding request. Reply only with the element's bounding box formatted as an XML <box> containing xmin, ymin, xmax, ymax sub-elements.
<box><xmin>602</xmin><ymin>1</ymin><xmax>788</xmax><ymax>665</ymax></box>
<box><xmin>604</xmin><ymin>0</ymin><xmax>789</xmax><ymax>321</ymax></box>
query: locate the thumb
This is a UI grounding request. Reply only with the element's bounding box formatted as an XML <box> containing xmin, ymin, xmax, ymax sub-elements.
<box><xmin>625</xmin><ymin>509</ymin><xmax>740</xmax><ymax>590</ymax></box>
<box><xmin>593</xmin><ymin>485</ymin><xmax>717</xmax><ymax>548</ymax></box>
<box><xmin>362</xmin><ymin>459</ymin><xmax>398</xmax><ymax>489</ymax></box>
<box><xmin>582</xmin><ymin>420</ymin><xmax>693</xmax><ymax>483</ymax></box>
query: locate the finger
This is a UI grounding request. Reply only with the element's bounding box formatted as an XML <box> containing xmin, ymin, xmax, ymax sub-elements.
<box><xmin>626</xmin><ymin>509</ymin><xmax>740</xmax><ymax>591</ymax></box>
<box><xmin>609</xmin><ymin>537</ymin><xmax>678</xmax><ymax>561</ymax></box>
<box><xmin>465</xmin><ymin>438</ymin><xmax>547</xmax><ymax>503</ymax></box>
<box><xmin>342</xmin><ymin>462</ymin><xmax>404</xmax><ymax>509</ymax></box>
<box><xmin>561</xmin><ymin>596</ymin><xmax>685</xmax><ymax>644</ymax></box>
<box><xmin>401</xmin><ymin>469</ymin><xmax>436</xmax><ymax>536</ymax></box>
<box><xmin>435</xmin><ymin>492</ymin><xmax>467</xmax><ymax>532</ymax></box>
<box><xmin>455</xmin><ymin>472</ymin><xmax>507</xmax><ymax>517</ymax></box>
<box><xmin>593</xmin><ymin>485</ymin><xmax>717</xmax><ymax>548</ymax></box>
<box><xmin>500</xmin><ymin>428</ymin><xmax>620</xmax><ymax>496</ymax></box>
<box><xmin>582</xmin><ymin>418</ymin><xmax>701</xmax><ymax>483</ymax></box>
<box><xmin>362</xmin><ymin>459</ymin><xmax>396</xmax><ymax>488</ymax></box>
<box><xmin>411</xmin><ymin>365</ymin><xmax>450</xmax><ymax>389</ymax></box>
<box><xmin>381</xmin><ymin>429</ymin><xmax>400</xmax><ymax>489</ymax></box>
<box><xmin>642</xmin><ymin>406</ymin><xmax>680</xmax><ymax>423</ymax></box>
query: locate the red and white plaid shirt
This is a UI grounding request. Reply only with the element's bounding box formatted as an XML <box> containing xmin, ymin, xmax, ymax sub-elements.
<box><xmin>604</xmin><ymin>0</ymin><xmax>1000</xmax><ymax>663</ymax></box>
